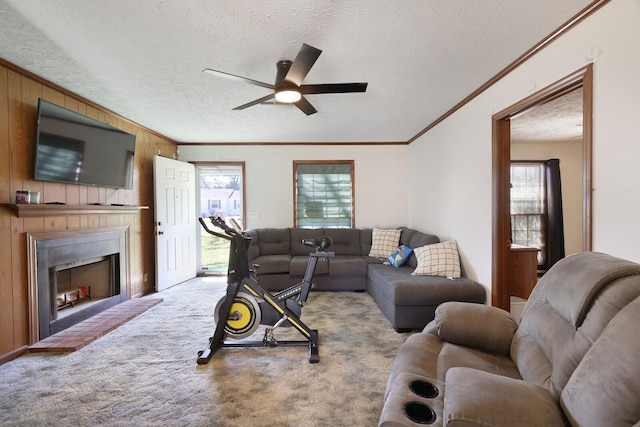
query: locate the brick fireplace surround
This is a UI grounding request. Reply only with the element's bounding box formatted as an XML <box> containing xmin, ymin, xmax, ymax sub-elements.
<box><xmin>26</xmin><ymin>226</ymin><xmax>162</xmax><ymax>351</ymax></box>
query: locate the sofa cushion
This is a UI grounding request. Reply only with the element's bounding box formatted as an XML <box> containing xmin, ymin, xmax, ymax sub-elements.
<box><xmin>511</xmin><ymin>252</ymin><xmax>640</xmax><ymax>400</ymax></box>
<box><xmin>512</xmin><ymin>253</ymin><xmax>640</xmax><ymax>401</ymax></box>
<box><xmin>543</xmin><ymin>251</ymin><xmax>640</xmax><ymax>327</ymax></box>
<box><xmin>444</xmin><ymin>367</ymin><xmax>565</xmax><ymax>427</ymax></box>
<box><xmin>363</xmin><ymin>255</ymin><xmax>386</xmax><ymax>265</ymax></box>
<box><xmin>412</xmin><ymin>240</ymin><xmax>461</xmax><ymax>278</ymax></box>
<box><xmin>369</xmin><ymin>228</ymin><xmax>401</xmax><ymax>258</ymax></box>
<box><xmin>359</xmin><ymin>228</ymin><xmax>373</xmax><ymax>256</ymax></box>
<box><xmin>255</xmin><ymin>228</ymin><xmax>290</xmax><ymax>255</ymax></box>
<box><xmin>323</xmin><ymin>228</ymin><xmax>362</xmax><ymax>255</ymax></box>
<box><xmin>368</xmin><ymin>264</ymin><xmax>485</xmax><ymax>306</ymax></box>
<box><xmin>290</xmin><ymin>228</ymin><xmax>326</xmax><ymax>256</ymax></box>
<box><xmin>289</xmin><ymin>255</ymin><xmax>329</xmax><ymax>276</ymax></box>
<box><xmin>251</xmin><ymin>254</ymin><xmax>291</xmax><ymax>274</ymax></box>
<box><xmin>407</xmin><ymin>231</ymin><xmax>440</xmax><ymax>268</ymax></box>
<box><xmin>437</xmin><ymin>343</ymin><xmax>522</xmax><ymax>383</ymax></box>
<box><xmin>328</xmin><ymin>256</ymin><xmax>368</xmax><ymax>276</ymax></box>
<box><xmin>399</xmin><ymin>227</ymin><xmax>417</xmax><ymax>247</ymax></box>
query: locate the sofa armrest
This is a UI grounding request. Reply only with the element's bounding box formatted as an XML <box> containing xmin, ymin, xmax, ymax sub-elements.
<box><xmin>245</xmin><ymin>230</ymin><xmax>260</xmax><ymax>262</ymax></box>
<box><xmin>435</xmin><ymin>302</ymin><xmax>518</xmax><ymax>356</ymax></box>
<box><xmin>444</xmin><ymin>367</ymin><xmax>565</xmax><ymax>427</ymax></box>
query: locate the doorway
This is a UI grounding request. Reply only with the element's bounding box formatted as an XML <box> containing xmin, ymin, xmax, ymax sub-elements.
<box><xmin>492</xmin><ymin>65</ymin><xmax>593</xmax><ymax>310</ymax></box>
<box><xmin>194</xmin><ymin>162</ymin><xmax>246</xmax><ymax>274</ymax></box>
<box><xmin>511</xmin><ymin>87</ymin><xmax>585</xmax><ymax>272</ymax></box>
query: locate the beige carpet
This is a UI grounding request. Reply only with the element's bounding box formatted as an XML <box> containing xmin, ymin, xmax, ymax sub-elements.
<box><xmin>0</xmin><ymin>276</ymin><xmax>411</xmax><ymax>426</ymax></box>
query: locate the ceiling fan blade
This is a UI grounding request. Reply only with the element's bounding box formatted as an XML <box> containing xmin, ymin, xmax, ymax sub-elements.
<box><xmin>232</xmin><ymin>93</ymin><xmax>276</xmax><ymax>110</ymax></box>
<box><xmin>203</xmin><ymin>68</ymin><xmax>274</xmax><ymax>90</ymax></box>
<box><xmin>285</xmin><ymin>43</ymin><xmax>322</xmax><ymax>86</ymax></box>
<box><xmin>294</xmin><ymin>96</ymin><xmax>317</xmax><ymax>115</ymax></box>
<box><xmin>300</xmin><ymin>82</ymin><xmax>368</xmax><ymax>94</ymax></box>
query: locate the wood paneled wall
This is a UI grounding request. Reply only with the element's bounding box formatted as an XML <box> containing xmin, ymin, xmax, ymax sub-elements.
<box><xmin>0</xmin><ymin>61</ymin><xmax>177</xmax><ymax>363</ymax></box>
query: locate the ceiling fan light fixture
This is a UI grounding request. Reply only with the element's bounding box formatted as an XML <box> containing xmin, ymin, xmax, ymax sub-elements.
<box><xmin>275</xmin><ymin>89</ymin><xmax>301</xmax><ymax>103</ymax></box>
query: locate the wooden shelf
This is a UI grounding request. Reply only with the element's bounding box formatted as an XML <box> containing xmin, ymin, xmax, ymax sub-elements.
<box><xmin>0</xmin><ymin>203</ymin><xmax>149</xmax><ymax>218</ymax></box>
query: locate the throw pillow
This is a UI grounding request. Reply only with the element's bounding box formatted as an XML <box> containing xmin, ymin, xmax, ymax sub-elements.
<box><xmin>384</xmin><ymin>245</ymin><xmax>413</xmax><ymax>268</ymax></box>
<box><xmin>369</xmin><ymin>228</ymin><xmax>401</xmax><ymax>258</ymax></box>
<box><xmin>412</xmin><ymin>240</ymin><xmax>461</xmax><ymax>278</ymax></box>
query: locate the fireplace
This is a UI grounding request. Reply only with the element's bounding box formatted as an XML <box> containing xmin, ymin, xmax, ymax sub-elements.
<box><xmin>27</xmin><ymin>227</ymin><xmax>129</xmax><ymax>341</ymax></box>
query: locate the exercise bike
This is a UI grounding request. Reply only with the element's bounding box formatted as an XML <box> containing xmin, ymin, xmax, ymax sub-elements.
<box><xmin>197</xmin><ymin>216</ymin><xmax>334</xmax><ymax>364</ymax></box>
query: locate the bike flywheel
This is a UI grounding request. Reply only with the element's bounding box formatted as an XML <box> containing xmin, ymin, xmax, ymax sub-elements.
<box><xmin>214</xmin><ymin>292</ymin><xmax>261</xmax><ymax>339</ymax></box>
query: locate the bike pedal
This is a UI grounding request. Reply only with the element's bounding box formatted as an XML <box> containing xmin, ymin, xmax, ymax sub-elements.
<box><xmin>263</xmin><ymin>328</ymin><xmax>277</xmax><ymax>347</ymax></box>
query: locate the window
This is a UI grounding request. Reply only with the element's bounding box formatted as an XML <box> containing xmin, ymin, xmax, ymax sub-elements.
<box><xmin>510</xmin><ymin>162</ymin><xmax>546</xmax><ymax>266</ymax></box>
<box><xmin>294</xmin><ymin>161</ymin><xmax>354</xmax><ymax>228</ymax></box>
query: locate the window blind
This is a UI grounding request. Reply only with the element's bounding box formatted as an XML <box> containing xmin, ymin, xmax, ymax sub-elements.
<box><xmin>295</xmin><ymin>163</ymin><xmax>353</xmax><ymax>228</ymax></box>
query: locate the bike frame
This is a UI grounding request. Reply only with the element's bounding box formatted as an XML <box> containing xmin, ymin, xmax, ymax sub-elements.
<box><xmin>197</xmin><ymin>217</ymin><xmax>333</xmax><ymax>364</ymax></box>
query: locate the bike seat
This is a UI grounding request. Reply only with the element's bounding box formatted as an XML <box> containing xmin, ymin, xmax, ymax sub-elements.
<box><xmin>302</xmin><ymin>236</ymin><xmax>332</xmax><ymax>251</ymax></box>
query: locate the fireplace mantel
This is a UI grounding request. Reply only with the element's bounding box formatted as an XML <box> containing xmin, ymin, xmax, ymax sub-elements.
<box><xmin>0</xmin><ymin>203</ymin><xmax>148</xmax><ymax>218</ymax></box>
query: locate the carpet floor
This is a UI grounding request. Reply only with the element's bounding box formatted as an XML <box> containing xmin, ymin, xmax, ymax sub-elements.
<box><xmin>0</xmin><ymin>276</ymin><xmax>411</xmax><ymax>426</ymax></box>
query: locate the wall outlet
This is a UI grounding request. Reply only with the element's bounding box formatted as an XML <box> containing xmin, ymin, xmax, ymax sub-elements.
<box><xmin>143</xmin><ymin>273</ymin><xmax>148</xmax><ymax>282</ymax></box>
<box><xmin>247</xmin><ymin>211</ymin><xmax>260</xmax><ymax>220</ymax></box>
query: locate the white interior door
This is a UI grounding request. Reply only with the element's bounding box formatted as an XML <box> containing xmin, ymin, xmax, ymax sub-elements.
<box><xmin>154</xmin><ymin>155</ymin><xmax>196</xmax><ymax>291</ymax></box>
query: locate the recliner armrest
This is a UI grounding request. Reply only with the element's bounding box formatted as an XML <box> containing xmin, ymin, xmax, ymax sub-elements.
<box><xmin>444</xmin><ymin>367</ymin><xmax>564</xmax><ymax>426</ymax></box>
<box><xmin>435</xmin><ymin>302</ymin><xmax>518</xmax><ymax>356</ymax></box>
<box><xmin>422</xmin><ymin>319</ymin><xmax>437</xmax><ymax>335</ymax></box>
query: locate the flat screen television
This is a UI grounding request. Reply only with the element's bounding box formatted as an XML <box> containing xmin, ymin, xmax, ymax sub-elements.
<box><xmin>34</xmin><ymin>99</ymin><xmax>136</xmax><ymax>189</ymax></box>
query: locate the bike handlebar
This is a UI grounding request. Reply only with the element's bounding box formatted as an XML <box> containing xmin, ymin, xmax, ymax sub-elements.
<box><xmin>200</xmin><ymin>216</ymin><xmax>332</xmax><ymax>252</ymax></box>
<box><xmin>198</xmin><ymin>217</ymin><xmax>235</xmax><ymax>240</ymax></box>
<box><xmin>211</xmin><ymin>216</ymin><xmax>236</xmax><ymax>234</ymax></box>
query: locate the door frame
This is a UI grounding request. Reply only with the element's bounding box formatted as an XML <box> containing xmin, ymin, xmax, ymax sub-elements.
<box><xmin>491</xmin><ymin>64</ymin><xmax>593</xmax><ymax>310</ymax></box>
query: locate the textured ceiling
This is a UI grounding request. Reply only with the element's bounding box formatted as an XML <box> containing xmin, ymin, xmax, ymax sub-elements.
<box><xmin>0</xmin><ymin>0</ymin><xmax>593</xmax><ymax>143</ymax></box>
<box><xmin>511</xmin><ymin>88</ymin><xmax>584</xmax><ymax>141</ymax></box>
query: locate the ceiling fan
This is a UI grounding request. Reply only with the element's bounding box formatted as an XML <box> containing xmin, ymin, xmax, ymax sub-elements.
<box><xmin>203</xmin><ymin>43</ymin><xmax>368</xmax><ymax>115</ymax></box>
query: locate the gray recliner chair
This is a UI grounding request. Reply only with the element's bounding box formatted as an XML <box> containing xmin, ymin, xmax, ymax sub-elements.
<box><xmin>379</xmin><ymin>252</ymin><xmax>640</xmax><ymax>426</ymax></box>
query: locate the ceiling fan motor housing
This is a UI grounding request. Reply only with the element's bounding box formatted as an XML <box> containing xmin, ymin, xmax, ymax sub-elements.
<box><xmin>275</xmin><ymin>60</ymin><xmax>293</xmax><ymax>84</ymax></box>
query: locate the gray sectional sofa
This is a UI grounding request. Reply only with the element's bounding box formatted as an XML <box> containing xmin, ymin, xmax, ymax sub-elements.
<box><xmin>244</xmin><ymin>226</ymin><xmax>487</xmax><ymax>331</ymax></box>
<box><xmin>379</xmin><ymin>252</ymin><xmax>640</xmax><ymax>426</ymax></box>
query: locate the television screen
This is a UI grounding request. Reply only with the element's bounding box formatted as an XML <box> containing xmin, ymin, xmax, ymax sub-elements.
<box><xmin>34</xmin><ymin>99</ymin><xmax>136</xmax><ymax>189</ymax></box>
